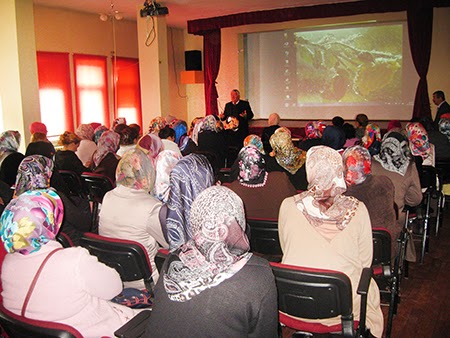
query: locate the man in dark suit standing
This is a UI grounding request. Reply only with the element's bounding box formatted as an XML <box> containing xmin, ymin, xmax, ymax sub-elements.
<box><xmin>433</xmin><ymin>90</ymin><xmax>450</xmax><ymax>124</ymax></box>
<box><xmin>219</xmin><ymin>89</ymin><xmax>254</xmax><ymax>167</ymax></box>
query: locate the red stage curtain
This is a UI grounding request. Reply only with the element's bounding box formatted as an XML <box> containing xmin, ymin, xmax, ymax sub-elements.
<box><xmin>36</xmin><ymin>52</ymin><xmax>73</xmax><ymax>135</ymax></box>
<box><xmin>407</xmin><ymin>1</ymin><xmax>433</xmax><ymax>119</ymax></box>
<box><xmin>203</xmin><ymin>30</ymin><xmax>221</xmax><ymax>116</ymax></box>
<box><xmin>112</xmin><ymin>57</ymin><xmax>142</xmax><ymax>127</ymax></box>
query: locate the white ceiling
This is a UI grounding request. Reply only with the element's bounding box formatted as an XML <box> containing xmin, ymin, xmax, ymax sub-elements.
<box><xmin>33</xmin><ymin>0</ymin><xmax>356</xmax><ymax>28</ymax></box>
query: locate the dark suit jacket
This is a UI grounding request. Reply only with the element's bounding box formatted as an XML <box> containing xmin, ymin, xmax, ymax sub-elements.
<box><xmin>435</xmin><ymin>100</ymin><xmax>450</xmax><ymax>123</ymax></box>
<box><xmin>222</xmin><ymin>100</ymin><xmax>254</xmax><ymax>146</ymax></box>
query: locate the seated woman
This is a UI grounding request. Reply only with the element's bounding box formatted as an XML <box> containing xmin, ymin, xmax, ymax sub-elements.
<box><xmin>269</xmin><ymin>127</ymin><xmax>308</xmax><ymax>191</ymax></box>
<box><xmin>148</xmin><ymin>186</ymin><xmax>278</xmax><ymax>337</ymax></box>
<box><xmin>14</xmin><ymin>155</ymin><xmax>91</xmax><ymax>244</ymax></box>
<box><xmin>148</xmin><ymin>116</ymin><xmax>167</xmax><ymax>135</ymax></box>
<box><xmin>362</xmin><ymin>123</ymin><xmax>382</xmax><ymax>156</ymax></box>
<box><xmin>0</xmin><ymin>189</ymin><xmax>137</xmax><ymax>338</ymax></box>
<box><xmin>116</xmin><ymin>126</ymin><xmax>139</xmax><ymax>157</ymax></box>
<box><xmin>136</xmin><ymin>133</ymin><xmax>163</xmax><ymax>164</ymax></box>
<box><xmin>197</xmin><ymin>115</ymin><xmax>227</xmax><ymax>168</ymax></box>
<box><xmin>298</xmin><ymin>121</ymin><xmax>325</xmax><ymax>151</ymax></box>
<box><xmin>75</xmin><ymin>124</ymin><xmax>97</xmax><ymax>167</ymax></box>
<box><xmin>152</xmin><ymin>150</ymin><xmax>182</xmax><ymax>203</ymax></box>
<box><xmin>279</xmin><ymin>146</ymin><xmax>383</xmax><ymax>337</ymax></box>
<box><xmin>55</xmin><ymin>131</ymin><xmax>90</xmax><ymax>176</ymax></box>
<box><xmin>164</xmin><ymin>153</ymin><xmax>215</xmax><ymax>250</ymax></box>
<box><xmin>0</xmin><ymin>130</ymin><xmax>24</xmax><ymax>187</ymax></box>
<box><xmin>321</xmin><ymin>125</ymin><xmax>346</xmax><ymax>152</ymax></box>
<box><xmin>172</xmin><ymin>120</ymin><xmax>197</xmax><ymax>156</ymax></box>
<box><xmin>99</xmin><ymin>149</ymin><xmax>169</xmax><ymax>288</ymax></box>
<box><xmin>405</xmin><ymin>122</ymin><xmax>435</xmax><ymax>167</ymax></box>
<box><xmin>225</xmin><ymin>146</ymin><xmax>296</xmax><ymax>219</ymax></box>
<box><xmin>91</xmin><ymin>130</ymin><xmax>121</xmax><ymax>184</ymax></box>
<box><xmin>343</xmin><ymin>146</ymin><xmax>398</xmax><ymax>255</ymax></box>
<box><xmin>371</xmin><ymin>131</ymin><xmax>423</xmax><ymax>229</ymax></box>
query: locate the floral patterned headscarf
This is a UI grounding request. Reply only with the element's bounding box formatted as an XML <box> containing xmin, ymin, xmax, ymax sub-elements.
<box><xmin>94</xmin><ymin>125</ymin><xmax>109</xmax><ymax>144</ymax></box>
<box><xmin>305</xmin><ymin>121</ymin><xmax>326</xmax><ymax>139</ymax></box>
<box><xmin>295</xmin><ymin>146</ymin><xmax>359</xmax><ymax>230</ymax></box>
<box><xmin>439</xmin><ymin>118</ymin><xmax>450</xmax><ymax>141</ymax></box>
<box><xmin>342</xmin><ymin>146</ymin><xmax>372</xmax><ymax>186</ymax></box>
<box><xmin>0</xmin><ymin>130</ymin><xmax>21</xmax><ymax>159</ymax></box>
<box><xmin>200</xmin><ymin>115</ymin><xmax>218</xmax><ymax>133</ymax></box>
<box><xmin>237</xmin><ymin>146</ymin><xmax>267</xmax><ymax>187</ymax></box>
<box><xmin>373</xmin><ymin>131</ymin><xmax>411</xmax><ymax>176</ymax></box>
<box><xmin>137</xmin><ymin>134</ymin><xmax>163</xmax><ymax>161</ymax></box>
<box><xmin>243</xmin><ymin>134</ymin><xmax>265</xmax><ymax>154</ymax></box>
<box><xmin>76</xmin><ymin>124</ymin><xmax>95</xmax><ymax>141</ymax></box>
<box><xmin>0</xmin><ymin>189</ymin><xmax>64</xmax><ymax>255</ymax></box>
<box><xmin>269</xmin><ymin>128</ymin><xmax>305</xmax><ymax>174</ymax></box>
<box><xmin>153</xmin><ymin>150</ymin><xmax>182</xmax><ymax>203</ymax></box>
<box><xmin>93</xmin><ymin>131</ymin><xmax>120</xmax><ymax>167</ymax></box>
<box><xmin>362</xmin><ymin>123</ymin><xmax>382</xmax><ymax>150</ymax></box>
<box><xmin>116</xmin><ymin>148</ymin><xmax>156</xmax><ymax>193</ymax></box>
<box><xmin>166</xmin><ymin>154</ymin><xmax>215</xmax><ymax>250</ymax></box>
<box><xmin>163</xmin><ymin>186</ymin><xmax>251</xmax><ymax>302</ymax></box>
<box><xmin>405</xmin><ymin>122</ymin><xmax>431</xmax><ymax>160</ymax></box>
<box><xmin>15</xmin><ymin>155</ymin><xmax>53</xmax><ymax>196</ymax></box>
<box><xmin>148</xmin><ymin>117</ymin><xmax>167</xmax><ymax>135</ymax></box>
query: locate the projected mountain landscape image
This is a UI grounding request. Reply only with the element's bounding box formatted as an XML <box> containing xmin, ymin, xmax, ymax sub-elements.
<box><xmin>295</xmin><ymin>24</ymin><xmax>402</xmax><ymax>104</ymax></box>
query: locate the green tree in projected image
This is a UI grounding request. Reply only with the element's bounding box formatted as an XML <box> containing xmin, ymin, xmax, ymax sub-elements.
<box><xmin>295</xmin><ymin>25</ymin><xmax>402</xmax><ymax>104</ymax></box>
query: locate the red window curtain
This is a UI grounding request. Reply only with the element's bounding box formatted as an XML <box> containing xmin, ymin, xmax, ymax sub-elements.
<box><xmin>36</xmin><ymin>52</ymin><xmax>73</xmax><ymax>135</ymax></box>
<box><xmin>112</xmin><ymin>57</ymin><xmax>142</xmax><ymax>127</ymax></box>
<box><xmin>203</xmin><ymin>30</ymin><xmax>221</xmax><ymax>116</ymax></box>
<box><xmin>73</xmin><ymin>54</ymin><xmax>109</xmax><ymax>128</ymax></box>
<box><xmin>407</xmin><ymin>1</ymin><xmax>433</xmax><ymax>119</ymax></box>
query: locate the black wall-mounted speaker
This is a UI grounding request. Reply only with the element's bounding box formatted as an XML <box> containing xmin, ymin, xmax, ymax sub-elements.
<box><xmin>185</xmin><ymin>50</ymin><xmax>202</xmax><ymax>71</ymax></box>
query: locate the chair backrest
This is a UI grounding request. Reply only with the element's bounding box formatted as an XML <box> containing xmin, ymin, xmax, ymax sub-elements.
<box><xmin>79</xmin><ymin>233</ymin><xmax>154</xmax><ymax>292</ymax></box>
<box><xmin>81</xmin><ymin>172</ymin><xmax>115</xmax><ymax>204</ymax></box>
<box><xmin>58</xmin><ymin>170</ymin><xmax>86</xmax><ymax>198</ymax></box>
<box><xmin>56</xmin><ymin>232</ymin><xmax>74</xmax><ymax>248</ymax></box>
<box><xmin>270</xmin><ymin>262</ymin><xmax>355</xmax><ymax>337</ymax></box>
<box><xmin>420</xmin><ymin>165</ymin><xmax>437</xmax><ymax>190</ymax></box>
<box><xmin>371</xmin><ymin>228</ymin><xmax>392</xmax><ymax>267</ymax></box>
<box><xmin>0</xmin><ymin>303</ymin><xmax>83</xmax><ymax>338</ymax></box>
<box><xmin>246</xmin><ymin>218</ymin><xmax>282</xmax><ymax>256</ymax></box>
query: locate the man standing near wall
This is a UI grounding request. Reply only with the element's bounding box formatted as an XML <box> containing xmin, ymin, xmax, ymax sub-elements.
<box><xmin>432</xmin><ymin>90</ymin><xmax>450</xmax><ymax>124</ymax></box>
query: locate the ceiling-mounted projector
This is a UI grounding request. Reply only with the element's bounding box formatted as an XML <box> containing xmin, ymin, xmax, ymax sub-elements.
<box><xmin>140</xmin><ymin>0</ymin><xmax>169</xmax><ymax>17</ymax></box>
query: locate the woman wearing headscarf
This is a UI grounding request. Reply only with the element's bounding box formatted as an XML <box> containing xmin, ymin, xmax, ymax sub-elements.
<box><xmin>298</xmin><ymin>121</ymin><xmax>325</xmax><ymax>151</ymax></box>
<box><xmin>279</xmin><ymin>146</ymin><xmax>383</xmax><ymax>337</ymax></box>
<box><xmin>91</xmin><ymin>130</ymin><xmax>121</xmax><ymax>184</ymax></box>
<box><xmin>0</xmin><ymin>189</ymin><xmax>138</xmax><ymax>338</ymax></box>
<box><xmin>148</xmin><ymin>116</ymin><xmax>167</xmax><ymax>135</ymax></box>
<box><xmin>197</xmin><ymin>115</ymin><xmax>227</xmax><ymax>168</ymax></box>
<box><xmin>0</xmin><ymin>130</ymin><xmax>24</xmax><ymax>186</ymax></box>
<box><xmin>405</xmin><ymin>122</ymin><xmax>435</xmax><ymax>167</ymax></box>
<box><xmin>14</xmin><ymin>155</ymin><xmax>91</xmax><ymax>244</ymax></box>
<box><xmin>94</xmin><ymin>125</ymin><xmax>109</xmax><ymax>144</ymax></box>
<box><xmin>75</xmin><ymin>124</ymin><xmax>97</xmax><ymax>167</ymax></box>
<box><xmin>343</xmin><ymin>146</ymin><xmax>398</xmax><ymax>255</ymax></box>
<box><xmin>371</xmin><ymin>131</ymin><xmax>422</xmax><ymax>229</ymax></box>
<box><xmin>148</xmin><ymin>186</ymin><xmax>278</xmax><ymax>337</ymax></box>
<box><xmin>152</xmin><ymin>150</ymin><xmax>182</xmax><ymax>203</ymax></box>
<box><xmin>173</xmin><ymin>120</ymin><xmax>197</xmax><ymax>156</ymax></box>
<box><xmin>243</xmin><ymin>134</ymin><xmax>265</xmax><ymax>154</ymax></box>
<box><xmin>362</xmin><ymin>123</ymin><xmax>382</xmax><ymax>156</ymax></box>
<box><xmin>226</xmin><ymin>146</ymin><xmax>296</xmax><ymax>219</ymax></box>
<box><xmin>99</xmin><ymin>149</ymin><xmax>169</xmax><ymax>288</ymax></box>
<box><xmin>163</xmin><ymin>153</ymin><xmax>215</xmax><ymax>250</ymax></box>
<box><xmin>269</xmin><ymin>128</ymin><xmax>308</xmax><ymax>191</ymax></box>
<box><xmin>136</xmin><ymin>133</ymin><xmax>163</xmax><ymax>163</ymax></box>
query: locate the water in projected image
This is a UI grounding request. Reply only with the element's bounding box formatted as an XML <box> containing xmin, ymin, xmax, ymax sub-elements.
<box><xmin>295</xmin><ymin>25</ymin><xmax>402</xmax><ymax>104</ymax></box>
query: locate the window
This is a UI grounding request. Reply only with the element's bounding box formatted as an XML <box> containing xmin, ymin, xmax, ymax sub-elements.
<box><xmin>73</xmin><ymin>54</ymin><xmax>109</xmax><ymax>127</ymax></box>
<box><xmin>36</xmin><ymin>52</ymin><xmax>73</xmax><ymax>136</ymax></box>
<box><xmin>112</xmin><ymin>57</ymin><xmax>142</xmax><ymax>126</ymax></box>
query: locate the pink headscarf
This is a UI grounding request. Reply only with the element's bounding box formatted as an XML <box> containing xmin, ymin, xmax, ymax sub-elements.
<box><xmin>92</xmin><ymin>131</ymin><xmax>120</xmax><ymax>167</ymax></box>
<box><xmin>137</xmin><ymin>134</ymin><xmax>163</xmax><ymax>161</ymax></box>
